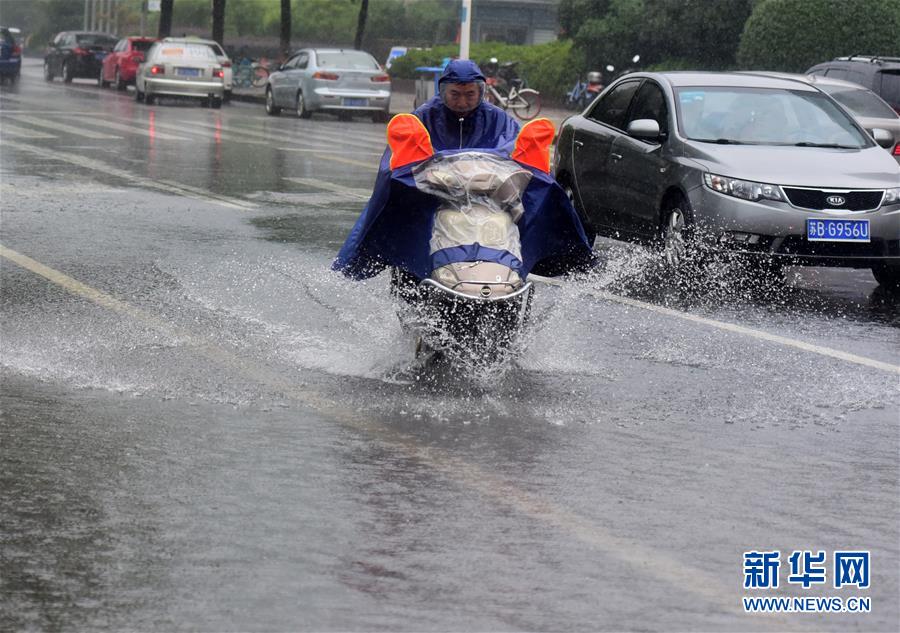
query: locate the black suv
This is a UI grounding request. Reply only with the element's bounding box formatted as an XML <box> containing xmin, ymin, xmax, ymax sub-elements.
<box><xmin>44</xmin><ymin>31</ymin><xmax>118</xmax><ymax>83</ymax></box>
<box><xmin>807</xmin><ymin>56</ymin><xmax>900</xmax><ymax>114</ymax></box>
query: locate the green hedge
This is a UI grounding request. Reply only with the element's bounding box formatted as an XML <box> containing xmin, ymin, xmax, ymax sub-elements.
<box><xmin>388</xmin><ymin>40</ymin><xmax>576</xmax><ymax>104</ymax></box>
<box><xmin>737</xmin><ymin>0</ymin><xmax>900</xmax><ymax>72</ymax></box>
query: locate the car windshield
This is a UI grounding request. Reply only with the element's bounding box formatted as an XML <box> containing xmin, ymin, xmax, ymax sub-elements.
<box><xmin>316</xmin><ymin>51</ymin><xmax>379</xmax><ymax>70</ymax></box>
<box><xmin>675</xmin><ymin>86</ymin><xmax>870</xmax><ymax>148</ymax></box>
<box><xmin>76</xmin><ymin>33</ymin><xmax>118</xmax><ymax>48</ymax></box>
<box><xmin>819</xmin><ymin>85</ymin><xmax>899</xmax><ymax>119</ymax></box>
<box><xmin>132</xmin><ymin>40</ymin><xmax>155</xmax><ymax>53</ymax></box>
<box><xmin>157</xmin><ymin>43</ymin><xmax>216</xmax><ymax>60</ymax></box>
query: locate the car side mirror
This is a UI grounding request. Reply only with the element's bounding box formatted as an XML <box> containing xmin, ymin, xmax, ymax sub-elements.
<box><xmin>627</xmin><ymin>118</ymin><xmax>662</xmax><ymax>141</ymax></box>
<box><xmin>870</xmin><ymin>128</ymin><xmax>894</xmax><ymax>149</ymax></box>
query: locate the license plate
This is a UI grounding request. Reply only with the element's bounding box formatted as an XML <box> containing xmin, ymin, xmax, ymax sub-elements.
<box><xmin>343</xmin><ymin>97</ymin><xmax>367</xmax><ymax>107</ymax></box>
<box><xmin>176</xmin><ymin>67</ymin><xmax>200</xmax><ymax>77</ymax></box>
<box><xmin>94</xmin><ymin>52</ymin><xmax>105</xmax><ymax>61</ymax></box>
<box><xmin>806</xmin><ymin>218</ymin><xmax>870</xmax><ymax>242</ymax></box>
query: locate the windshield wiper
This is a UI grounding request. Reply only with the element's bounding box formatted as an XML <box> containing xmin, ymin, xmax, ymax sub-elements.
<box><xmin>694</xmin><ymin>138</ymin><xmax>745</xmax><ymax>145</ymax></box>
<box><xmin>793</xmin><ymin>142</ymin><xmax>859</xmax><ymax>149</ymax></box>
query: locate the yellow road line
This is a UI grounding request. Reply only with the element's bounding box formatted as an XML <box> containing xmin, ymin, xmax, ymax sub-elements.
<box><xmin>0</xmin><ymin>242</ymin><xmax>804</xmax><ymax>628</ymax></box>
<box><xmin>530</xmin><ymin>274</ymin><xmax>900</xmax><ymax>374</ymax></box>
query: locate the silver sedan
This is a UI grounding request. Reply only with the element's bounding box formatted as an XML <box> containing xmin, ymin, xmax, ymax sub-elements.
<box><xmin>265</xmin><ymin>48</ymin><xmax>391</xmax><ymax>122</ymax></box>
<box><xmin>135</xmin><ymin>38</ymin><xmax>225</xmax><ymax>108</ymax></box>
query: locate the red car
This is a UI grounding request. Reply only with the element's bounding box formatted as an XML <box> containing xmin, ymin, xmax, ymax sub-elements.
<box><xmin>99</xmin><ymin>36</ymin><xmax>156</xmax><ymax>90</ymax></box>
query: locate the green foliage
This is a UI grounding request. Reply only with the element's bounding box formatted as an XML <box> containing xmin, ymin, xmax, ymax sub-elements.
<box><xmin>565</xmin><ymin>0</ymin><xmax>753</xmax><ymax>73</ymax></box>
<box><xmin>388</xmin><ymin>40</ymin><xmax>576</xmax><ymax>102</ymax></box>
<box><xmin>738</xmin><ymin>0</ymin><xmax>900</xmax><ymax>71</ymax></box>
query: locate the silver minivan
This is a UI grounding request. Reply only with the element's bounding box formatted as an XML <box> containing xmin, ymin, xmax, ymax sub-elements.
<box><xmin>265</xmin><ymin>48</ymin><xmax>391</xmax><ymax>122</ymax></box>
<box><xmin>554</xmin><ymin>72</ymin><xmax>900</xmax><ymax>287</ymax></box>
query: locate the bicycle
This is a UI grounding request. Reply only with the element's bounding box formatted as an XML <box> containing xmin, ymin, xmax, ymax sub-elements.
<box><xmin>482</xmin><ymin>61</ymin><xmax>541</xmax><ymax>120</ymax></box>
<box><xmin>232</xmin><ymin>58</ymin><xmax>270</xmax><ymax>89</ymax></box>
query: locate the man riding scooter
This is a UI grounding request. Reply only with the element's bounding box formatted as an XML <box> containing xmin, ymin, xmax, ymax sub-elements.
<box><xmin>331</xmin><ymin>60</ymin><xmax>593</xmax><ymax>293</ymax></box>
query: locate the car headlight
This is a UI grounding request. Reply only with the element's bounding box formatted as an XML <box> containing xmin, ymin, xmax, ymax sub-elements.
<box><xmin>704</xmin><ymin>173</ymin><xmax>783</xmax><ymax>202</ymax></box>
<box><xmin>883</xmin><ymin>187</ymin><xmax>900</xmax><ymax>205</ymax></box>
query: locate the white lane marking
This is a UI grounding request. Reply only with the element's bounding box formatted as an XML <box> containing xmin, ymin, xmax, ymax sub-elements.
<box><xmin>182</xmin><ymin>119</ymin><xmax>342</xmax><ymax>149</ymax></box>
<box><xmin>0</xmin><ymin>242</ymin><xmax>796</xmax><ymax>622</ymax></box>
<box><xmin>0</xmin><ymin>123</ymin><xmax>56</xmax><ymax>139</ymax></box>
<box><xmin>72</xmin><ymin>117</ymin><xmax>190</xmax><ymax>141</ymax></box>
<box><xmin>277</xmin><ymin>147</ymin><xmax>383</xmax><ymax>157</ymax></box>
<box><xmin>283</xmin><ymin>176</ymin><xmax>371</xmax><ymax>199</ymax></box>
<box><xmin>228</xmin><ymin>119</ymin><xmax>387</xmax><ymax>145</ymax></box>
<box><xmin>4</xmin><ymin>139</ymin><xmax>255</xmax><ymax>210</ymax></box>
<box><xmin>0</xmin><ymin>110</ymin><xmax>107</xmax><ymax>115</ymax></box>
<box><xmin>146</xmin><ymin>119</ymin><xmax>274</xmax><ymax>146</ymax></box>
<box><xmin>530</xmin><ymin>274</ymin><xmax>900</xmax><ymax>374</ymax></box>
<box><xmin>186</xmin><ymin>119</ymin><xmax>381</xmax><ymax>152</ymax></box>
<box><xmin>9</xmin><ymin>115</ymin><xmax>122</xmax><ymax>140</ymax></box>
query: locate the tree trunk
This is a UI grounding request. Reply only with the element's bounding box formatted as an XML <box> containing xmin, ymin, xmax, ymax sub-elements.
<box><xmin>212</xmin><ymin>0</ymin><xmax>226</xmax><ymax>46</ymax></box>
<box><xmin>353</xmin><ymin>0</ymin><xmax>368</xmax><ymax>50</ymax></box>
<box><xmin>280</xmin><ymin>0</ymin><xmax>291</xmax><ymax>60</ymax></box>
<box><xmin>157</xmin><ymin>0</ymin><xmax>174</xmax><ymax>38</ymax></box>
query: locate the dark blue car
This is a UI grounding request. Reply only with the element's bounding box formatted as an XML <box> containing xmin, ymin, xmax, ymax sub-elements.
<box><xmin>0</xmin><ymin>27</ymin><xmax>22</xmax><ymax>83</ymax></box>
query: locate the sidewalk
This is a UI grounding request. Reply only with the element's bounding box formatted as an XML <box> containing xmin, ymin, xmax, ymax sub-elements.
<box><xmin>231</xmin><ymin>84</ymin><xmax>573</xmax><ymax>130</ymax></box>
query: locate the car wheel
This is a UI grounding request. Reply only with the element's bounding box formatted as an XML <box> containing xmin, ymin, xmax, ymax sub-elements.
<box><xmin>265</xmin><ymin>88</ymin><xmax>280</xmax><ymax>115</ymax></box>
<box><xmin>371</xmin><ymin>110</ymin><xmax>390</xmax><ymax>123</ymax></box>
<box><xmin>296</xmin><ymin>92</ymin><xmax>312</xmax><ymax>119</ymax></box>
<box><xmin>660</xmin><ymin>197</ymin><xmax>697</xmax><ymax>269</ymax></box>
<box><xmin>144</xmin><ymin>92</ymin><xmax>155</xmax><ymax>105</ymax></box>
<box><xmin>115</xmin><ymin>68</ymin><xmax>126</xmax><ymax>91</ymax></box>
<box><xmin>872</xmin><ymin>263</ymin><xmax>900</xmax><ymax>289</ymax></box>
<box><xmin>135</xmin><ymin>84</ymin><xmax>144</xmax><ymax>102</ymax></box>
<box><xmin>44</xmin><ymin>60</ymin><xmax>54</xmax><ymax>81</ymax></box>
<box><xmin>98</xmin><ymin>66</ymin><xmax>108</xmax><ymax>88</ymax></box>
<box><xmin>210</xmin><ymin>96</ymin><xmax>223</xmax><ymax>109</ymax></box>
<box><xmin>561</xmin><ymin>179</ymin><xmax>597</xmax><ymax>247</ymax></box>
<box><xmin>62</xmin><ymin>61</ymin><xmax>73</xmax><ymax>83</ymax></box>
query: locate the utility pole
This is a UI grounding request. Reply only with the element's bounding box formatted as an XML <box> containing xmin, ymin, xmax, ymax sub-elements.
<box><xmin>460</xmin><ymin>0</ymin><xmax>472</xmax><ymax>60</ymax></box>
<box><xmin>84</xmin><ymin>0</ymin><xmax>89</xmax><ymax>30</ymax></box>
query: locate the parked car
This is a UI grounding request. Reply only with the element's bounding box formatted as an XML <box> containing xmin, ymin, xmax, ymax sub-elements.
<box><xmin>807</xmin><ymin>56</ymin><xmax>900</xmax><ymax>114</ymax></box>
<box><xmin>553</xmin><ymin>72</ymin><xmax>900</xmax><ymax>287</ymax></box>
<box><xmin>100</xmin><ymin>36</ymin><xmax>156</xmax><ymax>90</ymax></box>
<box><xmin>135</xmin><ymin>38</ymin><xmax>225</xmax><ymax>108</ymax></box>
<box><xmin>44</xmin><ymin>31</ymin><xmax>118</xmax><ymax>83</ymax></box>
<box><xmin>751</xmin><ymin>72</ymin><xmax>900</xmax><ymax>164</ymax></box>
<box><xmin>182</xmin><ymin>36</ymin><xmax>233</xmax><ymax>98</ymax></box>
<box><xmin>0</xmin><ymin>26</ymin><xmax>22</xmax><ymax>83</ymax></box>
<box><xmin>265</xmin><ymin>48</ymin><xmax>391</xmax><ymax>122</ymax></box>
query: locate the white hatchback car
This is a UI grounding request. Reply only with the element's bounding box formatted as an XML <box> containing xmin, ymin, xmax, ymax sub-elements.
<box><xmin>135</xmin><ymin>38</ymin><xmax>225</xmax><ymax>108</ymax></box>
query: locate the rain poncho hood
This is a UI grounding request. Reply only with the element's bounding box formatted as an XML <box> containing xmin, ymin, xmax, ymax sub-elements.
<box><xmin>415</xmin><ymin>59</ymin><xmax>520</xmax><ymax>152</ymax></box>
<box><xmin>332</xmin><ymin>114</ymin><xmax>593</xmax><ymax>282</ymax></box>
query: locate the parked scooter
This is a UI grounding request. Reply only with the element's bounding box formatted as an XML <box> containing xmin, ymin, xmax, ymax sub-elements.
<box><xmin>564</xmin><ymin>71</ymin><xmax>604</xmax><ymax>110</ymax></box>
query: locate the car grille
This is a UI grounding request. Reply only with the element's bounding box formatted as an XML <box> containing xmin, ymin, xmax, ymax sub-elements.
<box><xmin>776</xmin><ymin>236</ymin><xmax>900</xmax><ymax>258</ymax></box>
<box><xmin>782</xmin><ymin>187</ymin><xmax>884</xmax><ymax>211</ymax></box>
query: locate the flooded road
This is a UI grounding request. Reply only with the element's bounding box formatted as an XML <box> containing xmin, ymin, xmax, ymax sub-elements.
<box><xmin>2</xmin><ymin>60</ymin><xmax>898</xmax><ymax>631</ymax></box>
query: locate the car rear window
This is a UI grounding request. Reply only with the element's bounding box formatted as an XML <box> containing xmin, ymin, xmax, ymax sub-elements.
<box><xmin>76</xmin><ymin>33</ymin><xmax>118</xmax><ymax>48</ymax></box>
<box><xmin>821</xmin><ymin>86</ymin><xmax>899</xmax><ymax>119</ymax></box>
<box><xmin>158</xmin><ymin>44</ymin><xmax>216</xmax><ymax>60</ymax></box>
<box><xmin>1</xmin><ymin>30</ymin><xmax>15</xmax><ymax>46</ymax></box>
<box><xmin>206</xmin><ymin>43</ymin><xmax>226</xmax><ymax>57</ymax></box>
<box><xmin>316</xmin><ymin>51</ymin><xmax>379</xmax><ymax>70</ymax></box>
<box><xmin>878</xmin><ymin>70</ymin><xmax>900</xmax><ymax>108</ymax></box>
<box><xmin>132</xmin><ymin>40</ymin><xmax>155</xmax><ymax>53</ymax></box>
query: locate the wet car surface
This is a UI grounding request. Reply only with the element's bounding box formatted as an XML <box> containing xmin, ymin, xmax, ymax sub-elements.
<box><xmin>1</xmin><ymin>59</ymin><xmax>898</xmax><ymax>631</ymax></box>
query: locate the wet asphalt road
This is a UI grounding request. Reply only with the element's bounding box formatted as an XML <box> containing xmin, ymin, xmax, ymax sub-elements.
<box><xmin>1</xmin><ymin>59</ymin><xmax>899</xmax><ymax>632</ymax></box>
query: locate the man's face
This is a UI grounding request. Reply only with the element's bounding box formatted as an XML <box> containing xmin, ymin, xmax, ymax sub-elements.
<box><xmin>444</xmin><ymin>82</ymin><xmax>481</xmax><ymax>115</ymax></box>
